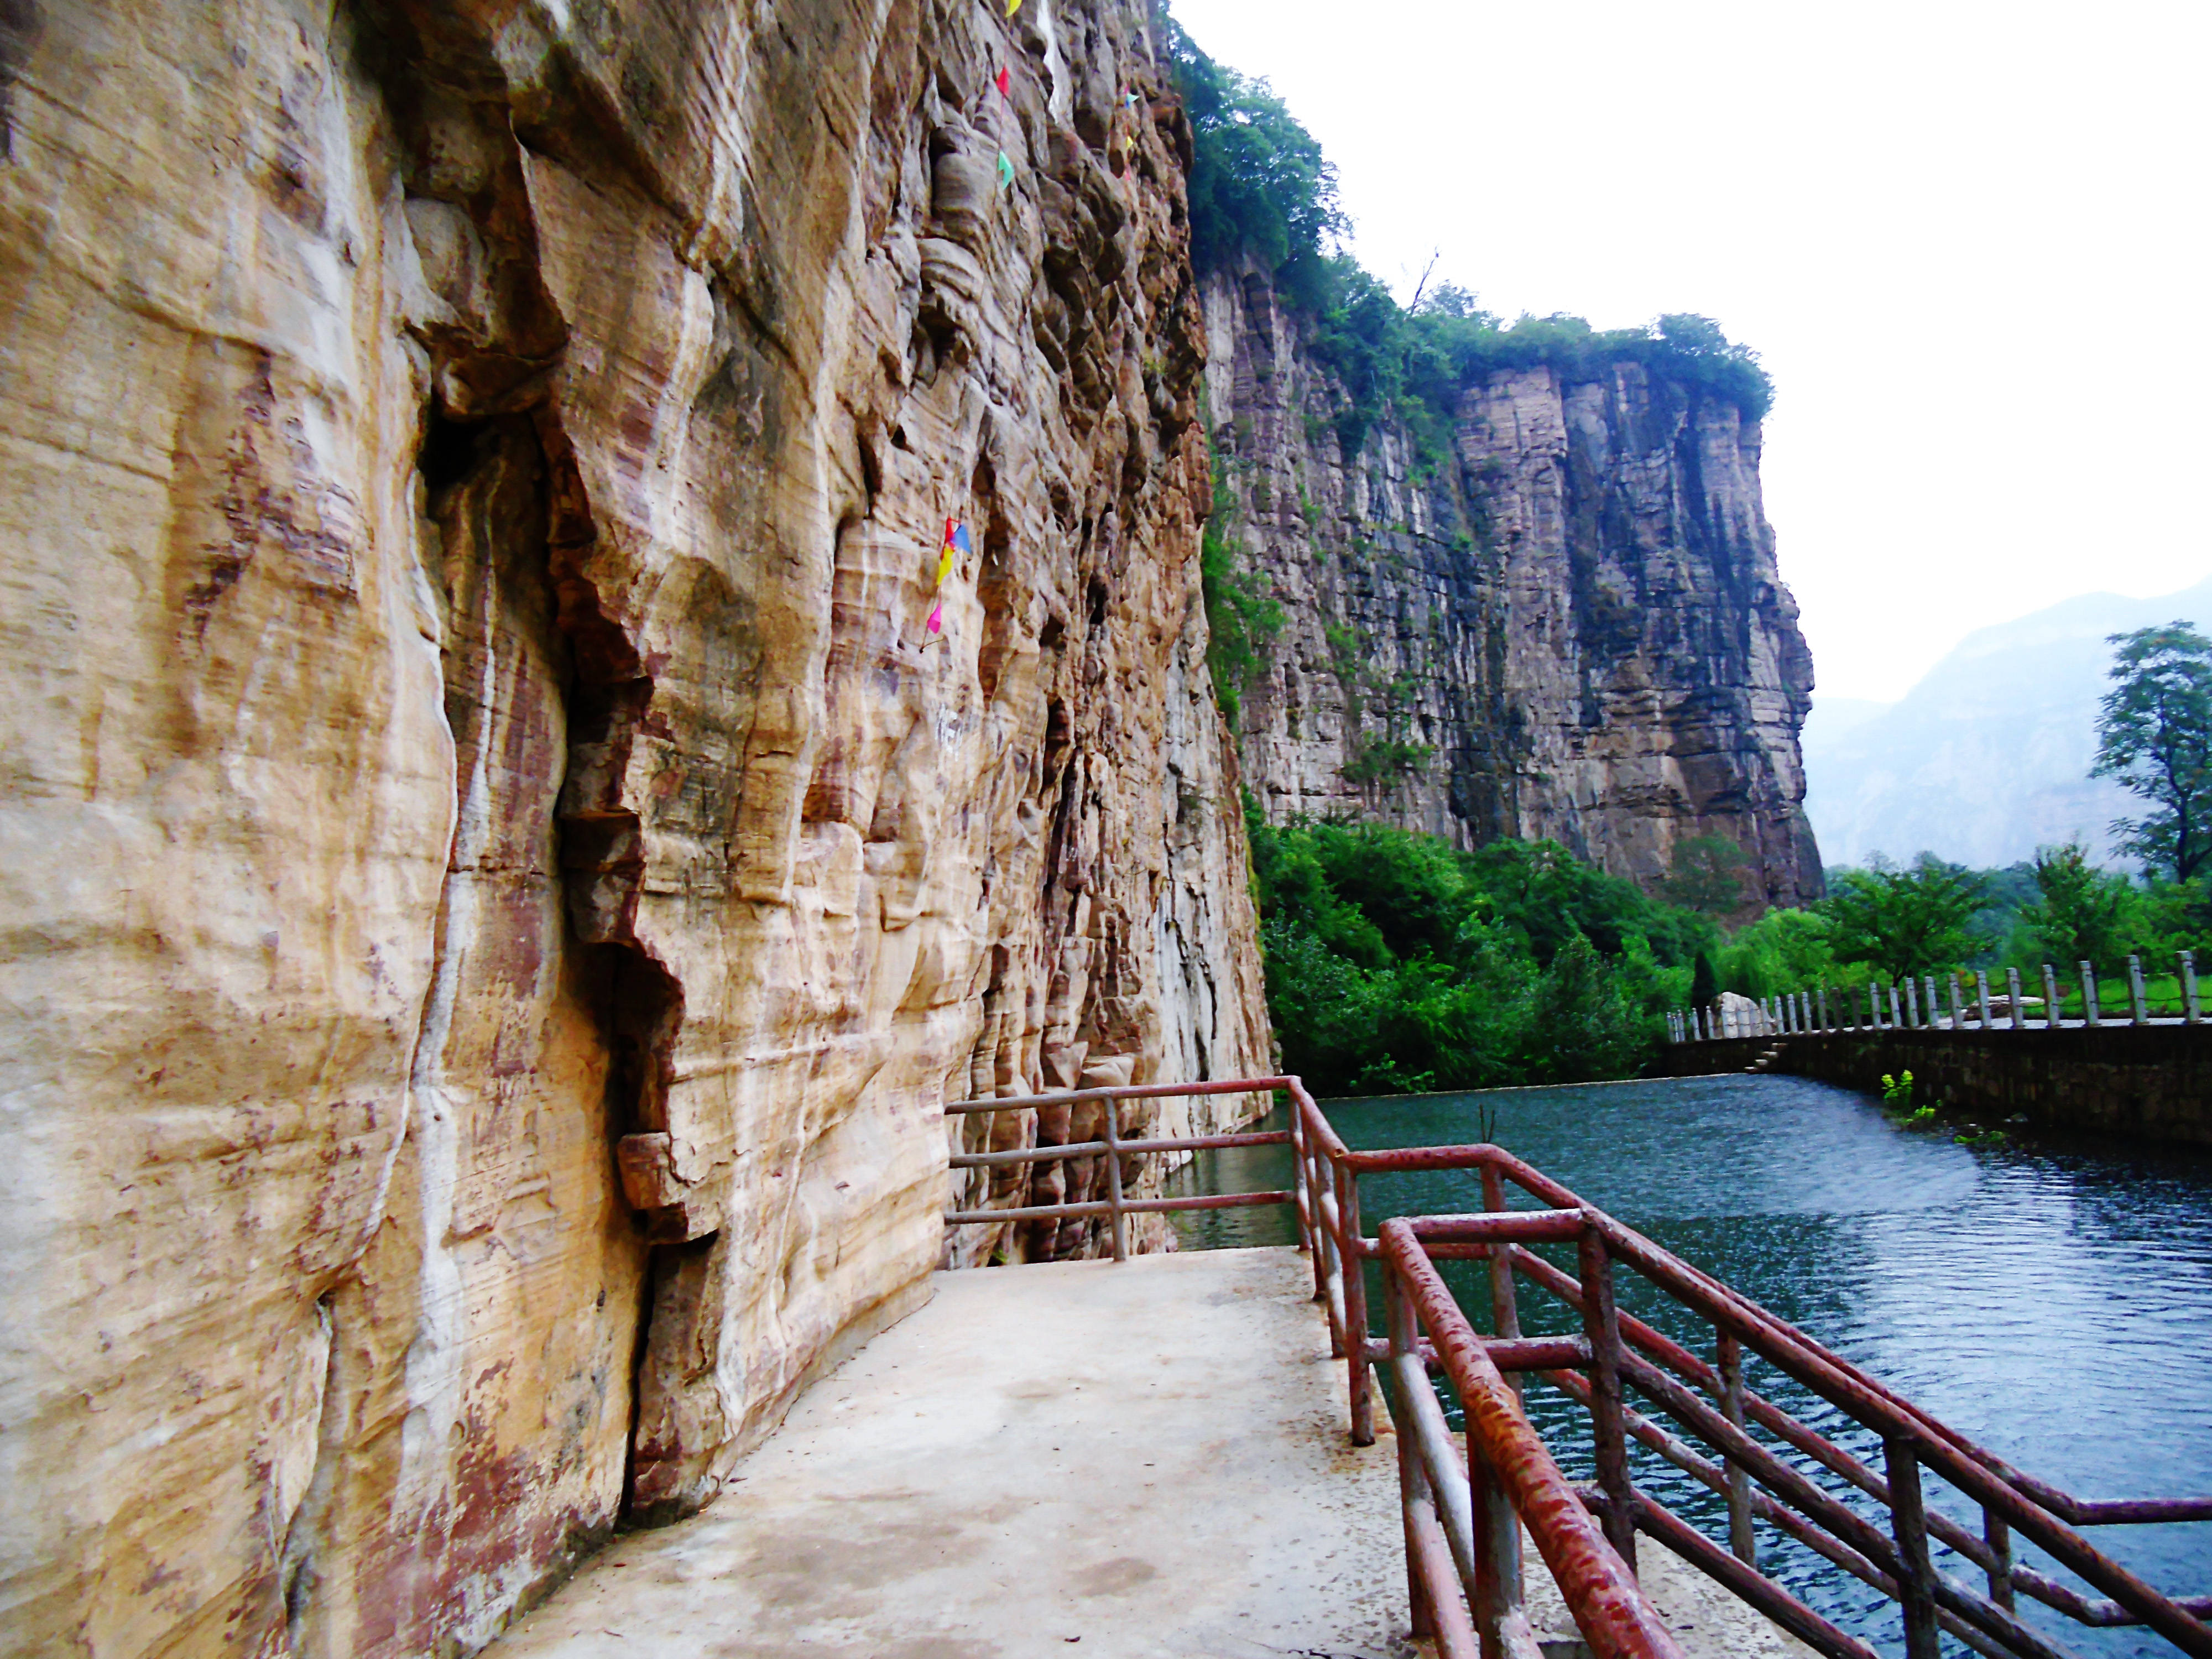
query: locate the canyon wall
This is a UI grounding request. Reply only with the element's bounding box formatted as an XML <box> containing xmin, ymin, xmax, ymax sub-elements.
<box><xmin>1205</xmin><ymin>270</ymin><xmax>1823</xmax><ymax>911</ymax></box>
<box><xmin>0</xmin><ymin>4</ymin><xmax>1267</xmax><ymax>1656</ymax></box>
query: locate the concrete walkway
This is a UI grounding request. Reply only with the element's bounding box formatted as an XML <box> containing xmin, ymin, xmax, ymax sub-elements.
<box><xmin>494</xmin><ymin>1246</ymin><xmax>1811</xmax><ymax>1659</ymax></box>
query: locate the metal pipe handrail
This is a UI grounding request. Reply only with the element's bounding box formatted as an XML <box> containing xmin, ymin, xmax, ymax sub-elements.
<box><xmin>1285</xmin><ymin>1104</ymin><xmax>2212</xmax><ymax>1659</ymax></box>
<box><xmin>940</xmin><ymin>1079</ymin><xmax>1289</xmax><ymax>1261</ymax></box>
<box><xmin>1381</xmin><ymin>1215</ymin><xmax>1687</xmax><ymax>1659</ymax></box>
<box><xmin>940</xmin><ymin>1073</ymin><xmax>2212</xmax><ymax>1659</ymax></box>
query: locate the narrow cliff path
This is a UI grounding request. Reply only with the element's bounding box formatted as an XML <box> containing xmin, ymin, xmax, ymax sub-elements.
<box><xmin>491</xmin><ymin>1248</ymin><xmax>1809</xmax><ymax>1659</ymax></box>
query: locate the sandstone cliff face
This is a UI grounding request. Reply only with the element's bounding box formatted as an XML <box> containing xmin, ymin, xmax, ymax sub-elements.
<box><xmin>1206</xmin><ymin>271</ymin><xmax>1822</xmax><ymax>910</ymax></box>
<box><xmin>0</xmin><ymin>5</ymin><xmax>1268</xmax><ymax>1655</ymax></box>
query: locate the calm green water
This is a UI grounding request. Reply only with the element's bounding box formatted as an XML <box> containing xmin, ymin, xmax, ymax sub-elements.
<box><xmin>1164</xmin><ymin>1074</ymin><xmax>2212</xmax><ymax>1658</ymax></box>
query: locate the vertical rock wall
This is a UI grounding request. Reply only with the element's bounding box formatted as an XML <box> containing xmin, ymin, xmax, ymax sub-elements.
<box><xmin>1206</xmin><ymin>270</ymin><xmax>1823</xmax><ymax>911</ymax></box>
<box><xmin>0</xmin><ymin>4</ymin><xmax>1269</xmax><ymax>1656</ymax></box>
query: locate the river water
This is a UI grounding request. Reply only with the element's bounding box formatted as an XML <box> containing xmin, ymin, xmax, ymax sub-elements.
<box><xmin>1164</xmin><ymin>1074</ymin><xmax>2212</xmax><ymax>1658</ymax></box>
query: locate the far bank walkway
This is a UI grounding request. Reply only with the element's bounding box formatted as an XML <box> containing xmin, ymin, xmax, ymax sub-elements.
<box><xmin>494</xmin><ymin>1247</ymin><xmax>1810</xmax><ymax>1659</ymax></box>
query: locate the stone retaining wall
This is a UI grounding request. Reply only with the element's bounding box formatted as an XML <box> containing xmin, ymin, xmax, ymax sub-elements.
<box><xmin>1656</xmin><ymin>1026</ymin><xmax>2212</xmax><ymax>1149</ymax></box>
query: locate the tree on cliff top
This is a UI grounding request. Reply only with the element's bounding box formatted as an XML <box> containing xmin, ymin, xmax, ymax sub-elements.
<box><xmin>1167</xmin><ymin>22</ymin><xmax>1345</xmax><ymax>308</ymax></box>
<box><xmin>1166</xmin><ymin>13</ymin><xmax>1775</xmax><ymax>440</ymax></box>
<box><xmin>1814</xmin><ymin>854</ymin><xmax>1988</xmax><ymax>981</ymax></box>
<box><xmin>2094</xmin><ymin>623</ymin><xmax>2212</xmax><ymax>883</ymax></box>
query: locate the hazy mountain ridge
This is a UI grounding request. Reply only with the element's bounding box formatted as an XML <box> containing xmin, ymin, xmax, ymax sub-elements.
<box><xmin>1803</xmin><ymin>577</ymin><xmax>2212</xmax><ymax>870</ymax></box>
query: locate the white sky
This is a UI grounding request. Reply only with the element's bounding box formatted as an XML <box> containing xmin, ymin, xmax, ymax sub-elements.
<box><xmin>1166</xmin><ymin>0</ymin><xmax>2212</xmax><ymax>702</ymax></box>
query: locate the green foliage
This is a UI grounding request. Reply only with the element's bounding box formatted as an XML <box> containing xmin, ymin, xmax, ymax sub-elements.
<box><xmin>1167</xmin><ymin>21</ymin><xmax>1345</xmax><ymax>308</ymax></box>
<box><xmin>1714</xmin><ymin>905</ymin><xmax>1873</xmax><ymax>995</ymax></box>
<box><xmin>1880</xmin><ymin>1070</ymin><xmax>1914</xmax><ymax>1107</ymax></box>
<box><xmin>1199</xmin><ymin>453</ymin><xmax>1282</xmax><ymax>729</ymax></box>
<box><xmin>2019</xmin><ymin>841</ymin><xmax>2141</xmax><ymax>968</ymax></box>
<box><xmin>1814</xmin><ymin>854</ymin><xmax>1989</xmax><ymax>982</ymax></box>
<box><xmin>1341</xmin><ymin>739</ymin><xmax>1435</xmax><ymax>787</ymax></box>
<box><xmin>1246</xmin><ymin>805</ymin><xmax>1713</xmax><ymax>1094</ymax></box>
<box><xmin>1662</xmin><ymin>835</ymin><xmax>1749</xmax><ymax>918</ymax></box>
<box><xmin>2093</xmin><ymin>622</ymin><xmax>2212</xmax><ymax>881</ymax></box>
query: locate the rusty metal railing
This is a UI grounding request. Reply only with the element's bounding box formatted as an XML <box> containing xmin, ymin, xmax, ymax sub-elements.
<box><xmin>941</xmin><ymin>1076</ymin><xmax>1297</xmax><ymax>1260</ymax></box>
<box><xmin>1287</xmin><ymin>1078</ymin><xmax>2212</xmax><ymax>1659</ymax></box>
<box><xmin>942</xmin><ymin>1075</ymin><xmax>2212</xmax><ymax>1659</ymax></box>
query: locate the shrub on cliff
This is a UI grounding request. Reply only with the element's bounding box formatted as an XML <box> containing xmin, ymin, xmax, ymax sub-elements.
<box><xmin>1245</xmin><ymin>803</ymin><xmax>1708</xmax><ymax>1094</ymax></box>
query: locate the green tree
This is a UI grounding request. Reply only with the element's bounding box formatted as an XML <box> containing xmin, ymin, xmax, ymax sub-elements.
<box><xmin>1814</xmin><ymin>854</ymin><xmax>1988</xmax><ymax>981</ymax></box>
<box><xmin>1662</xmin><ymin>834</ymin><xmax>1749</xmax><ymax>918</ymax></box>
<box><xmin>1167</xmin><ymin>23</ymin><xmax>1345</xmax><ymax>305</ymax></box>
<box><xmin>1520</xmin><ymin>934</ymin><xmax>1645</xmax><ymax>1084</ymax></box>
<box><xmin>2018</xmin><ymin>841</ymin><xmax>2137</xmax><ymax>968</ymax></box>
<box><xmin>1243</xmin><ymin>802</ymin><xmax>1706</xmax><ymax>1093</ymax></box>
<box><xmin>2093</xmin><ymin>622</ymin><xmax>2212</xmax><ymax>881</ymax></box>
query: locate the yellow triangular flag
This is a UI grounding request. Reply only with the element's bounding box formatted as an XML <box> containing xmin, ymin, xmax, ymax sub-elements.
<box><xmin>1005</xmin><ymin>0</ymin><xmax>1019</xmax><ymax>15</ymax></box>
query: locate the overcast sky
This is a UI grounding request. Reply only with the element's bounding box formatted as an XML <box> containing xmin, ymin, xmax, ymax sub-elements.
<box><xmin>1166</xmin><ymin>0</ymin><xmax>2212</xmax><ymax>703</ymax></box>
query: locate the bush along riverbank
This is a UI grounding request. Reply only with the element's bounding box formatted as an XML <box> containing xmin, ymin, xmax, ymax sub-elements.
<box><xmin>1246</xmin><ymin>799</ymin><xmax>1714</xmax><ymax>1094</ymax></box>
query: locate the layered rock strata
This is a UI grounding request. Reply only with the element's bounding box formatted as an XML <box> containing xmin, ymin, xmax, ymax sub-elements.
<box><xmin>0</xmin><ymin>4</ymin><xmax>1267</xmax><ymax>1656</ymax></box>
<box><xmin>1205</xmin><ymin>270</ymin><xmax>1823</xmax><ymax>910</ymax></box>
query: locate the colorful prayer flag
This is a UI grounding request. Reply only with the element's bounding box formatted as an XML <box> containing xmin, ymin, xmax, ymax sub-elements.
<box><xmin>926</xmin><ymin>601</ymin><xmax>945</xmax><ymax>635</ymax></box>
<box><xmin>936</xmin><ymin>544</ymin><xmax>956</xmax><ymax>586</ymax></box>
<box><xmin>952</xmin><ymin>521</ymin><xmax>973</xmax><ymax>556</ymax></box>
<box><xmin>1005</xmin><ymin>0</ymin><xmax>1018</xmax><ymax>15</ymax></box>
<box><xmin>997</xmin><ymin>150</ymin><xmax>1014</xmax><ymax>190</ymax></box>
<box><xmin>997</xmin><ymin>67</ymin><xmax>1011</xmax><ymax>97</ymax></box>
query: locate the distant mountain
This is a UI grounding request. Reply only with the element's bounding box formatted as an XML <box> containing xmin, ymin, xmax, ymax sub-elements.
<box><xmin>1802</xmin><ymin>576</ymin><xmax>2212</xmax><ymax>872</ymax></box>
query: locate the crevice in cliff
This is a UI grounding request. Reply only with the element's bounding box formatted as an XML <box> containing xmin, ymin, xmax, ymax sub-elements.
<box><xmin>277</xmin><ymin>1290</ymin><xmax>343</xmax><ymax>1655</ymax></box>
<box><xmin>411</xmin><ymin>388</ymin><xmax>688</xmax><ymax>1532</ymax></box>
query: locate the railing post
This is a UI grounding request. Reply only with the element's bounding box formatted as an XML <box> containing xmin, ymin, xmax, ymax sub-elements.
<box><xmin>2185</xmin><ymin>951</ymin><xmax>2202</xmax><ymax>1024</ymax></box>
<box><xmin>1290</xmin><ymin>1089</ymin><xmax>1319</xmax><ymax>1276</ymax></box>
<box><xmin>2129</xmin><ymin>954</ymin><xmax>2149</xmax><ymax>1022</ymax></box>
<box><xmin>1384</xmin><ymin>1265</ymin><xmax>1437</xmax><ymax>1641</ymax></box>
<box><xmin>1480</xmin><ymin>1163</ymin><xmax>1522</xmax><ymax>1404</ymax></box>
<box><xmin>1975</xmin><ymin>970</ymin><xmax>1992</xmax><ymax>1030</ymax></box>
<box><xmin>1904</xmin><ymin>976</ymin><xmax>1921</xmax><ymax>1028</ymax></box>
<box><xmin>1924</xmin><ymin>975</ymin><xmax>1938</xmax><ymax>1031</ymax></box>
<box><xmin>1984</xmin><ymin>1506</ymin><xmax>2016</xmax><ymax>1613</ymax></box>
<box><xmin>2043</xmin><ymin>963</ymin><xmax>2062</xmax><ymax>1029</ymax></box>
<box><xmin>1888</xmin><ymin>982</ymin><xmax>1903</xmax><ymax>1028</ymax></box>
<box><xmin>1470</xmin><ymin>1431</ymin><xmax>1524</xmax><ymax>1659</ymax></box>
<box><xmin>1577</xmin><ymin>1227</ymin><xmax>1636</xmax><ymax>1572</ymax></box>
<box><xmin>1338</xmin><ymin>1162</ymin><xmax>1374</xmax><ymax>1445</ymax></box>
<box><xmin>1948</xmin><ymin>972</ymin><xmax>1964</xmax><ymax>1029</ymax></box>
<box><xmin>2007</xmin><ymin>966</ymin><xmax>2025</xmax><ymax>1030</ymax></box>
<box><xmin>1885</xmin><ymin>1437</ymin><xmax>1943</xmax><ymax>1659</ymax></box>
<box><xmin>1717</xmin><ymin>1329</ymin><xmax>1756</xmax><ymax>1567</ymax></box>
<box><xmin>1103</xmin><ymin>1098</ymin><xmax>1128</xmax><ymax>1262</ymax></box>
<box><xmin>1818</xmin><ymin>984</ymin><xmax>1829</xmax><ymax>1030</ymax></box>
<box><xmin>2081</xmin><ymin>961</ymin><xmax>2101</xmax><ymax>1026</ymax></box>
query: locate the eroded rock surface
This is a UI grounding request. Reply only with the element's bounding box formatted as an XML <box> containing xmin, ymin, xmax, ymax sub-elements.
<box><xmin>0</xmin><ymin>4</ymin><xmax>1266</xmax><ymax>1654</ymax></box>
<box><xmin>1207</xmin><ymin>270</ymin><xmax>1822</xmax><ymax>910</ymax></box>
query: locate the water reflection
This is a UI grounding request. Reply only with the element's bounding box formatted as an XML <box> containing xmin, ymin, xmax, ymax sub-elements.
<box><xmin>1164</xmin><ymin>1074</ymin><xmax>2212</xmax><ymax>1658</ymax></box>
